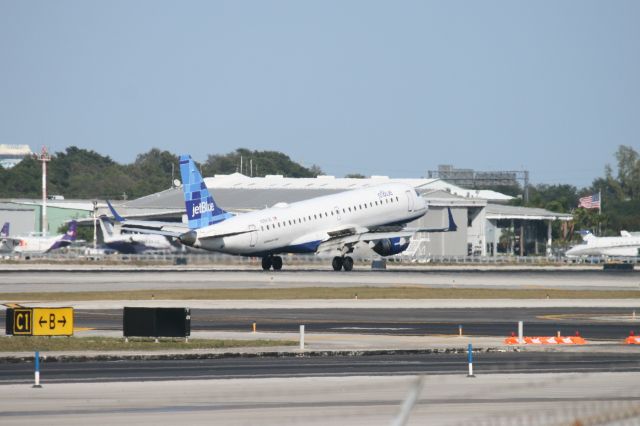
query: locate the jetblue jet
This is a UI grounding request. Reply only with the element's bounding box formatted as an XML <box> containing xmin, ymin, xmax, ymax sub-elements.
<box><xmin>113</xmin><ymin>155</ymin><xmax>456</xmax><ymax>271</ymax></box>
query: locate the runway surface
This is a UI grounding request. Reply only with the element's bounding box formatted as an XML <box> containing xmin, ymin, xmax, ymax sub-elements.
<box><xmin>1</xmin><ymin>269</ymin><xmax>639</xmax><ymax>292</ymax></box>
<box><xmin>3</xmin><ymin>352</ymin><xmax>640</xmax><ymax>385</ymax></box>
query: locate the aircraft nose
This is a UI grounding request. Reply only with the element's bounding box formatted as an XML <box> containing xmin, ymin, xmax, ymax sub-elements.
<box><xmin>178</xmin><ymin>230</ymin><xmax>197</xmax><ymax>246</ymax></box>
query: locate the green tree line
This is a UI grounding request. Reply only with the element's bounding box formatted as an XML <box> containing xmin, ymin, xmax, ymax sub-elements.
<box><xmin>0</xmin><ymin>147</ymin><xmax>322</xmax><ymax>200</ymax></box>
<box><xmin>1</xmin><ymin>145</ymin><xmax>638</xmax><ymax>238</ymax></box>
<box><xmin>506</xmin><ymin>145</ymin><xmax>639</xmax><ymax>239</ymax></box>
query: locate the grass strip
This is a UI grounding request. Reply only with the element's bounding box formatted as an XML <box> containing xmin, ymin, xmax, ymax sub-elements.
<box><xmin>1</xmin><ymin>287</ymin><xmax>639</xmax><ymax>301</ymax></box>
<box><xmin>0</xmin><ymin>336</ymin><xmax>296</xmax><ymax>352</ymax></box>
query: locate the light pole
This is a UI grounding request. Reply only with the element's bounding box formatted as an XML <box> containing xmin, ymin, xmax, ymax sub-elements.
<box><xmin>36</xmin><ymin>147</ymin><xmax>51</xmax><ymax>235</ymax></box>
<box><xmin>93</xmin><ymin>200</ymin><xmax>98</xmax><ymax>250</ymax></box>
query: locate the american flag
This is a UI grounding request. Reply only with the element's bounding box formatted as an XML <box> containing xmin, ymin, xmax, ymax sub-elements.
<box><xmin>578</xmin><ymin>192</ymin><xmax>601</xmax><ymax>209</ymax></box>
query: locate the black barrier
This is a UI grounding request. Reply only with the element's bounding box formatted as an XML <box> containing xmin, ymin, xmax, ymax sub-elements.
<box><xmin>5</xmin><ymin>308</ymin><xmax>13</xmax><ymax>335</ymax></box>
<box><xmin>123</xmin><ymin>307</ymin><xmax>191</xmax><ymax>338</ymax></box>
<box><xmin>603</xmin><ymin>263</ymin><xmax>634</xmax><ymax>271</ymax></box>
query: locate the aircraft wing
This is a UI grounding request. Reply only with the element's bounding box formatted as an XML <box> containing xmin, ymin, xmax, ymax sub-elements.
<box><xmin>317</xmin><ymin>230</ymin><xmax>415</xmax><ymax>253</ymax></box>
<box><xmin>2</xmin><ymin>237</ymin><xmax>21</xmax><ymax>244</ymax></box>
<box><xmin>316</xmin><ymin>207</ymin><xmax>457</xmax><ymax>254</ymax></box>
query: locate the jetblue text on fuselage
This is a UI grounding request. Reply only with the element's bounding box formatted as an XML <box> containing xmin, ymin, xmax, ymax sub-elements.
<box><xmin>377</xmin><ymin>190</ymin><xmax>394</xmax><ymax>199</ymax></box>
<box><xmin>192</xmin><ymin>201</ymin><xmax>215</xmax><ymax>217</ymax></box>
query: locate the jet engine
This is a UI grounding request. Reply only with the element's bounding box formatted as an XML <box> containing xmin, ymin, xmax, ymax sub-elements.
<box><xmin>371</xmin><ymin>237</ymin><xmax>410</xmax><ymax>256</ymax></box>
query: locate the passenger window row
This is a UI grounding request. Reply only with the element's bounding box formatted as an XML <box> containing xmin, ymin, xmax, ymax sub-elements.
<box><xmin>260</xmin><ymin>195</ymin><xmax>401</xmax><ymax>231</ymax></box>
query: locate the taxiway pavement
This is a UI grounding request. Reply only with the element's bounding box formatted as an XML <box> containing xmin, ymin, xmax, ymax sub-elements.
<box><xmin>2</xmin><ymin>373</ymin><xmax>640</xmax><ymax>425</ymax></box>
<box><xmin>1</xmin><ymin>268</ymin><xmax>639</xmax><ymax>292</ymax></box>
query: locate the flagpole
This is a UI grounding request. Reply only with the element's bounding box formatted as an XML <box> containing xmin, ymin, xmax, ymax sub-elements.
<box><xmin>598</xmin><ymin>190</ymin><xmax>602</xmax><ymax>236</ymax></box>
<box><xmin>598</xmin><ymin>190</ymin><xmax>602</xmax><ymax>215</ymax></box>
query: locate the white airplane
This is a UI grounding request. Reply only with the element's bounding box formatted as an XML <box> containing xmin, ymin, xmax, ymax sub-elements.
<box><xmin>112</xmin><ymin>155</ymin><xmax>457</xmax><ymax>271</ymax></box>
<box><xmin>97</xmin><ymin>214</ymin><xmax>177</xmax><ymax>254</ymax></box>
<box><xmin>0</xmin><ymin>222</ymin><xmax>15</xmax><ymax>253</ymax></box>
<box><xmin>10</xmin><ymin>221</ymin><xmax>78</xmax><ymax>254</ymax></box>
<box><xmin>565</xmin><ymin>230</ymin><xmax>640</xmax><ymax>258</ymax></box>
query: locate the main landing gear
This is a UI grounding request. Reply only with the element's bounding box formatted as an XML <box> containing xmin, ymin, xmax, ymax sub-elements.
<box><xmin>262</xmin><ymin>255</ymin><xmax>283</xmax><ymax>271</ymax></box>
<box><xmin>332</xmin><ymin>256</ymin><xmax>354</xmax><ymax>272</ymax></box>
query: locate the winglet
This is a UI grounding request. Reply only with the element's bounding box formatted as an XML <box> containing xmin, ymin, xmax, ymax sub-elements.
<box><xmin>107</xmin><ymin>200</ymin><xmax>126</xmax><ymax>223</ymax></box>
<box><xmin>446</xmin><ymin>207</ymin><xmax>457</xmax><ymax>232</ymax></box>
<box><xmin>0</xmin><ymin>222</ymin><xmax>8</xmax><ymax>238</ymax></box>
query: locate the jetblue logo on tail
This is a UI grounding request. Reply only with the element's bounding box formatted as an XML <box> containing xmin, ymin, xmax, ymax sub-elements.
<box><xmin>192</xmin><ymin>201</ymin><xmax>215</xmax><ymax>217</ymax></box>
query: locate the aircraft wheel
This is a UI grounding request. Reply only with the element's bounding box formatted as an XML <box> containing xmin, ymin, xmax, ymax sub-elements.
<box><xmin>342</xmin><ymin>256</ymin><xmax>354</xmax><ymax>271</ymax></box>
<box><xmin>261</xmin><ymin>257</ymin><xmax>272</xmax><ymax>270</ymax></box>
<box><xmin>332</xmin><ymin>256</ymin><xmax>343</xmax><ymax>271</ymax></box>
<box><xmin>272</xmin><ymin>256</ymin><xmax>283</xmax><ymax>271</ymax></box>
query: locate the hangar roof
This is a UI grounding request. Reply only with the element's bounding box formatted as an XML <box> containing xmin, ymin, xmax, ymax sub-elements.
<box><xmin>485</xmin><ymin>204</ymin><xmax>573</xmax><ymax>221</ymax></box>
<box><xmin>124</xmin><ymin>172</ymin><xmax>513</xmax><ymax>211</ymax></box>
<box><xmin>204</xmin><ymin>173</ymin><xmax>513</xmax><ymax>202</ymax></box>
<box><xmin>0</xmin><ymin>202</ymin><xmax>34</xmax><ymax>211</ymax></box>
<box><xmin>204</xmin><ymin>172</ymin><xmax>436</xmax><ymax>191</ymax></box>
<box><xmin>0</xmin><ymin>199</ymin><xmax>94</xmax><ymax>211</ymax></box>
<box><xmin>424</xmin><ymin>180</ymin><xmax>514</xmax><ymax>202</ymax></box>
<box><xmin>421</xmin><ymin>190</ymin><xmax>488</xmax><ymax>208</ymax></box>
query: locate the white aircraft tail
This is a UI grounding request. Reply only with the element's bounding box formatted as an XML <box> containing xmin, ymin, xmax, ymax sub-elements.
<box><xmin>98</xmin><ymin>216</ymin><xmax>116</xmax><ymax>240</ymax></box>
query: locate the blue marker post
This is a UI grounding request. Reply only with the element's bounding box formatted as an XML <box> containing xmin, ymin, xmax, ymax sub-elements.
<box><xmin>467</xmin><ymin>343</ymin><xmax>475</xmax><ymax>378</ymax></box>
<box><xmin>33</xmin><ymin>351</ymin><xmax>42</xmax><ymax>388</ymax></box>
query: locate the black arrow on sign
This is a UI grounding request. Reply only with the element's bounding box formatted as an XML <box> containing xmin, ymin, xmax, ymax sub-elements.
<box><xmin>58</xmin><ymin>316</ymin><xmax>67</xmax><ymax>326</ymax></box>
<box><xmin>39</xmin><ymin>317</ymin><xmax>46</xmax><ymax>327</ymax></box>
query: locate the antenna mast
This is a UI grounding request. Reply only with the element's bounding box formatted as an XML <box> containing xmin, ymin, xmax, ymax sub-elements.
<box><xmin>37</xmin><ymin>146</ymin><xmax>51</xmax><ymax>235</ymax></box>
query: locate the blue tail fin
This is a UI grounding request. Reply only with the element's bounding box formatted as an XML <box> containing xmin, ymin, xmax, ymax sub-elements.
<box><xmin>106</xmin><ymin>200</ymin><xmax>126</xmax><ymax>223</ymax></box>
<box><xmin>0</xmin><ymin>222</ymin><xmax>8</xmax><ymax>238</ymax></box>
<box><xmin>179</xmin><ymin>155</ymin><xmax>230</xmax><ymax>229</ymax></box>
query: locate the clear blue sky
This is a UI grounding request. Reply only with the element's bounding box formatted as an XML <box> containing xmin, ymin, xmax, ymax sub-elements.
<box><xmin>1</xmin><ymin>1</ymin><xmax>638</xmax><ymax>188</ymax></box>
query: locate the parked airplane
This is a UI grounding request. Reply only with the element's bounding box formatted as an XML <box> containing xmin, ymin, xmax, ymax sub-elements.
<box><xmin>10</xmin><ymin>221</ymin><xmax>78</xmax><ymax>254</ymax></box>
<box><xmin>565</xmin><ymin>230</ymin><xmax>640</xmax><ymax>258</ymax></box>
<box><xmin>97</xmin><ymin>215</ymin><xmax>177</xmax><ymax>254</ymax></box>
<box><xmin>0</xmin><ymin>222</ymin><xmax>14</xmax><ymax>253</ymax></box>
<box><xmin>112</xmin><ymin>155</ymin><xmax>457</xmax><ymax>271</ymax></box>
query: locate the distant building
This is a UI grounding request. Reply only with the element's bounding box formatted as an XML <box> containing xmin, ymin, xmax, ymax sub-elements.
<box><xmin>0</xmin><ymin>144</ymin><xmax>32</xmax><ymax>169</ymax></box>
<box><xmin>428</xmin><ymin>164</ymin><xmax>525</xmax><ymax>188</ymax></box>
